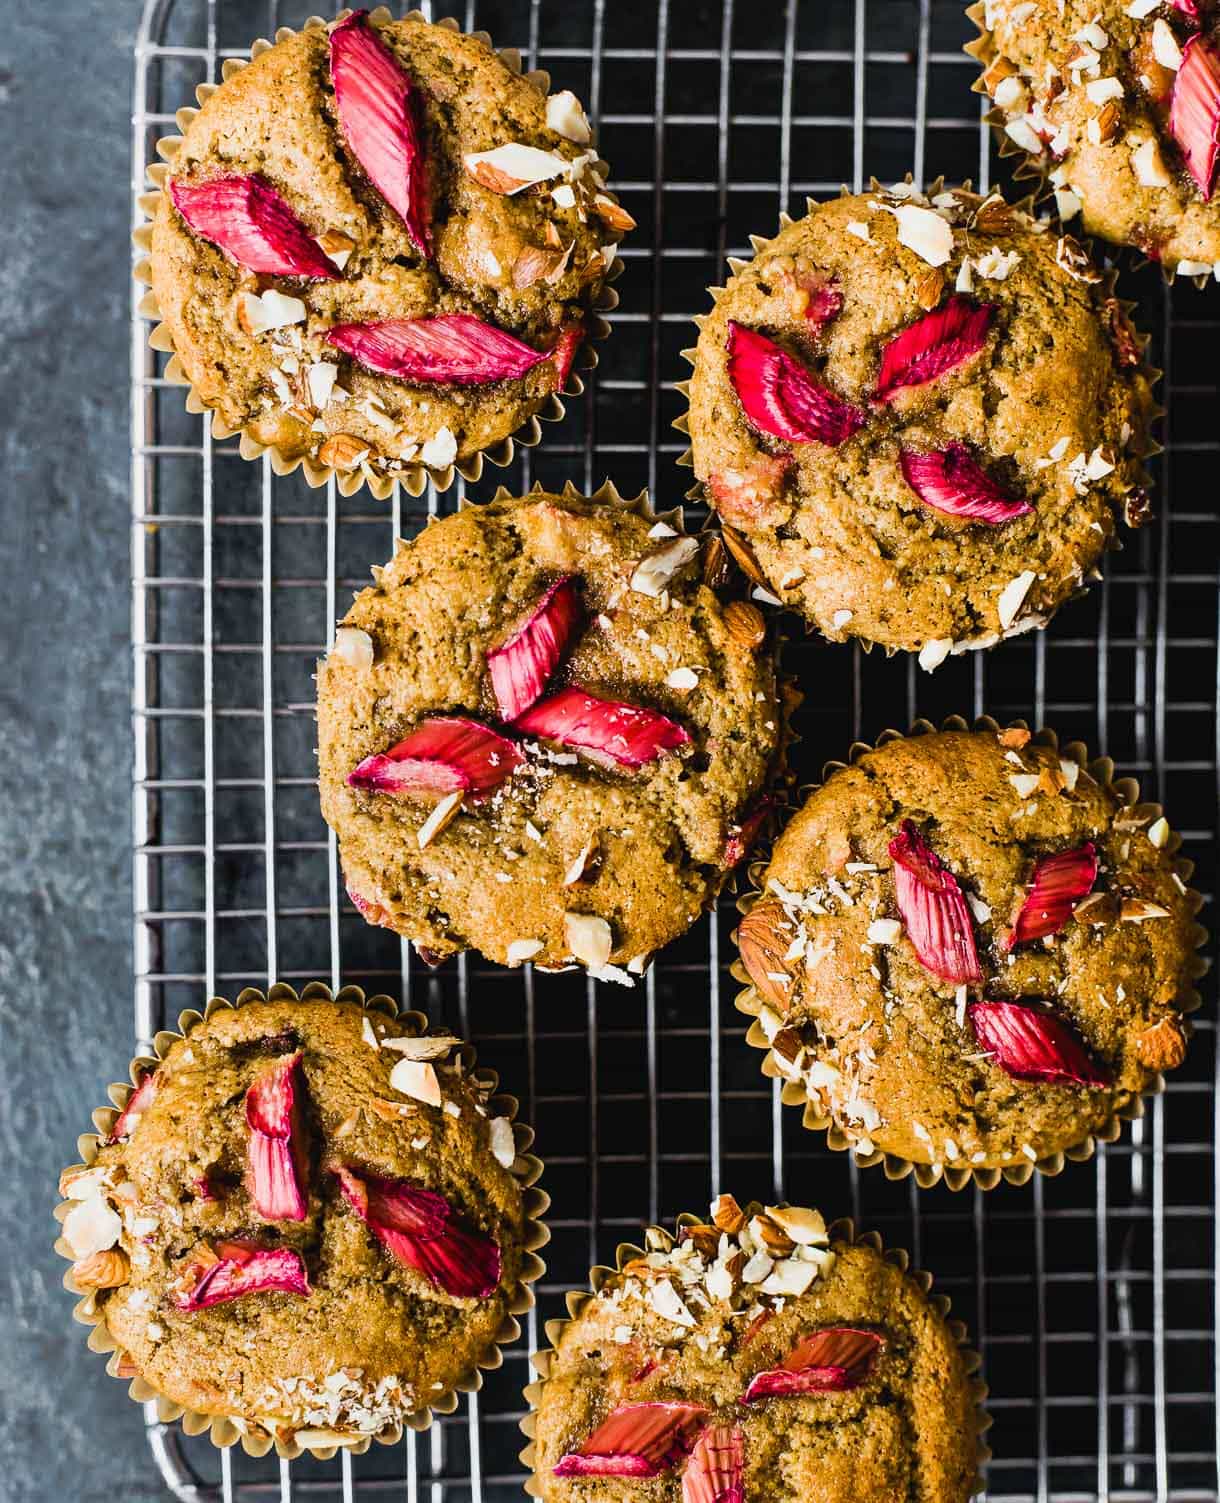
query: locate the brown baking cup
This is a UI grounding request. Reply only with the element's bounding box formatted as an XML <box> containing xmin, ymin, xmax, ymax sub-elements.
<box><xmin>729</xmin><ymin>715</ymin><xmax>1209</xmax><ymax>1192</ymax></box>
<box><xmin>673</xmin><ymin>181</ymin><xmax>1162</xmax><ymax>659</ymax></box>
<box><xmin>518</xmin><ymin>1205</ymin><xmax>992</xmax><ymax>1498</ymax></box>
<box><xmin>54</xmin><ymin>980</ymin><xmax>549</xmax><ymax>1459</ymax></box>
<box><xmin>131</xmin><ymin>8</ymin><xmax>625</xmax><ymax>500</ymax></box>
<box><xmin>964</xmin><ymin>2</ymin><xmax>1216</xmax><ymax>290</ymax></box>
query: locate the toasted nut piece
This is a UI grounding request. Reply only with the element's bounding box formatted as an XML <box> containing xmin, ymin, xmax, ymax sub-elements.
<box><xmin>593</xmin><ymin>193</ymin><xmax>637</xmax><ymax>233</ymax></box>
<box><xmin>1096</xmin><ymin>100</ymin><xmax>1122</xmax><ymax>143</ymax></box>
<box><xmin>1135</xmin><ymin>1017</ymin><xmax>1188</xmax><ymax>1071</ymax></box>
<box><xmin>750</xmin><ymin>1213</ymin><xmax>795</xmax><ymax>1258</ymax></box>
<box><xmin>366</xmin><ymin>1097</ymin><xmax>412</xmax><ymax>1123</ymax></box>
<box><xmin>737</xmin><ymin>898</ymin><xmax>798</xmax><ymax>1012</ymax></box>
<box><xmin>723</xmin><ymin>1249</ymin><xmax>746</xmax><ymax>1282</ymax></box>
<box><xmin>115</xmin><ymin>1352</ymin><xmax>141</xmax><ymax>1379</ymax></box>
<box><xmin>720</xmin><ymin>525</ymin><xmax>769</xmax><ymax>588</ymax></box>
<box><xmin>723</xmin><ymin>600</ymin><xmax>767</xmax><ymax>651</ymax></box>
<box><xmin>913</xmin><ymin>266</ymin><xmax>944</xmax><ymax>310</ymax></box>
<box><xmin>679</xmin><ymin>1223</ymin><xmax>721</xmax><ymax>1259</ymax></box>
<box><xmin>621</xmin><ymin>1256</ymin><xmax>659</xmax><ymax>1279</ymax></box>
<box><xmin>1120</xmin><ymin>897</ymin><xmax>1171</xmax><ymax>922</ymax></box>
<box><xmin>72</xmin><ymin>1248</ymin><xmax>131</xmax><ymax>1289</ymax></box>
<box><xmin>317</xmin><ymin>228</ymin><xmax>356</xmax><ymax>267</ymax></box>
<box><xmin>1075</xmin><ymin>891</ymin><xmax>1118</xmax><ymax>925</ymax></box>
<box><xmin>998</xmin><ymin>727</ymin><xmax>1031</xmax><ymax>749</ymax></box>
<box><xmin>765</xmin><ymin>1203</ymin><xmax>828</xmax><ymax>1246</ymax></box>
<box><xmin>770</xmin><ymin>1027</ymin><xmax>804</xmax><ymax>1074</ymax></box>
<box><xmin>565</xmin><ymin>911</ymin><xmax>613</xmax><ymax>969</ymax></box>
<box><xmin>972</xmin><ymin>193</ymin><xmax>1018</xmax><ymax>235</ymax></box>
<box><xmin>513</xmin><ymin>242</ymin><xmax>571</xmax><ymax>290</ymax></box>
<box><xmin>711</xmin><ymin>1193</ymin><xmax>747</xmax><ymax>1235</ymax></box>
<box><xmin>318</xmin><ymin>433</ymin><xmax>371</xmax><ymax>471</ymax></box>
<box><xmin>702</xmin><ymin>534</ymin><xmax>730</xmax><ymax>589</ymax></box>
<box><xmin>1037</xmin><ymin>763</ymin><xmax>1067</xmax><ymax>795</ymax></box>
<box><xmin>982</xmin><ymin>55</ymin><xmax>1019</xmax><ymax>92</ymax></box>
<box><xmin>1123</xmin><ymin>488</ymin><xmax>1152</xmax><ymax>529</ymax></box>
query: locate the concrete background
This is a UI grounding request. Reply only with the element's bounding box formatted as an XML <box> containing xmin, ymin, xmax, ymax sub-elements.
<box><xmin>0</xmin><ymin>2</ymin><xmax>171</xmax><ymax>1498</ymax></box>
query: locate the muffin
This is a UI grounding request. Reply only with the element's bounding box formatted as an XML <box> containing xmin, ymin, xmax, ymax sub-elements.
<box><xmin>969</xmin><ymin>0</ymin><xmax>1220</xmax><ymax>277</ymax></box>
<box><xmin>734</xmin><ymin>722</ymin><xmax>1206</xmax><ymax>1189</ymax></box>
<box><xmin>680</xmin><ymin>184</ymin><xmax>1156</xmax><ymax>663</ymax></box>
<box><xmin>55</xmin><ymin>985</ymin><xmax>547</xmax><ymax>1456</ymax></box>
<box><xmin>317</xmin><ymin>486</ymin><xmax>785</xmax><ymax>978</ymax></box>
<box><xmin>522</xmin><ymin>1197</ymin><xmax>988</xmax><ymax>1503</ymax></box>
<box><xmin>138</xmin><ymin>9</ymin><xmax>630</xmax><ymax>497</ymax></box>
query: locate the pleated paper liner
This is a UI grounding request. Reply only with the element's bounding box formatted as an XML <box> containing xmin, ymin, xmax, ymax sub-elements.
<box><xmin>672</xmin><ymin>180</ymin><xmax>1163</xmax><ymax>661</ymax></box>
<box><xmin>729</xmin><ymin>715</ymin><xmax>1210</xmax><ymax>1193</ymax></box>
<box><xmin>132</xmin><ymin>7</ymin><xmax>625</xmax><ymax>501</ymax></box>
<box><xmin>518</xmin><ymin>1204</ymin><xmax>993</xmax><ymax>1499</ymax></box>
<box><xmin>964</xmin><ymin>1</ymin><xmax>1217</xmax><ymax>290</ymax></box>
<box><xmin>53</xmin><ymin>980</ymin><xmax>550</xmax><ymax>1461</ymax></box>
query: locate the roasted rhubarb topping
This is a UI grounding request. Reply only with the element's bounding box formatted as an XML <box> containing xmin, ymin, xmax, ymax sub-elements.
<box><xmin>873</xmin><ymin>296</ymin><xmax>996</xmax><ymax>402</ymax></box>
<box><xmin>514</xmin><ymin>686</ymin><xmax>691</xmax><ymax>768</ymax></box>
<box><xmin>169</xmin><ymin>175</ymin><xmax>341</xmax><ymax>280</ymax></box>
<box><xmin>487</xmin><ymin>576</ymin><xmax>581</xmax><ymax>721</ymax></box>
<box><xmin>347</xmin><ymin>716</ymin><xmax>523</xmax><ymax>797</ymax></box>
<box><xmin>327</xmin><ymin>314</ymin><xmax>551</xmax><ymax>384</ymax></box>
<box><xmin>725</xmin><ymin>321</ymin><xmax>865</xmax><ymax>447</ymax></box>
<box><xmin>1170</xmin><ymin>32</ymin><xmax>1220</xmax><ymax>198</ymax></box>
<box><xmin>900</xmin><ymin>443</ymin><xmax>1033</xmax><ymax>526</ymax></box>
<box><xmin>1005</xmin><ymin>842</ymin><xmax>1098</xmax><ymax>949</ymax></box>
<box><xmin>173</xmin><ymin>1241</ymin><xmax>311</xmax><ymax>1310</ymax></box>
<box><xmin>107</xmin><ymin>1071</ymin><xmax>158</xmax><ymax>1143</ymax></box>
<box><xmin>245</xmin><ymin>1052</ymin><xmax>309</xmax><ymax>1222</ymax></box>
<box><xmin>968</xmin><ymin>999</ymin><xmax>1110</xmax><ymax>1087</ymax></box>
<box><xmin>553</xmin><ymin>1402</ymin><xmax>709</xmax><ymax>1478</ymax></box>
<box><xmin>334</xmin><ymin>1164</ymin><xmax>501</xmax><ymax>1298</ymax></box>
<box><xmin>682</xmin><ymin>1425</ymin><xmax>744</xmax><ymax>1503</ymax></box>
<box><xmin>329</xmin><ymin>11</ymin><xmax>431</xmax><ymax>255</ymax></box>
<box><xmin>888</xmin><ymin>820</ymin><xmax>982</xmax><ymax>983</ymax></box>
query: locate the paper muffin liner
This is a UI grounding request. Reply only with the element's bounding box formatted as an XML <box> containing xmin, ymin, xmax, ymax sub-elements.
<box><xmin>729</xmin><ymin>715</ymin><xmax>1210</xmax><ymax>1192</ymax></box>
<box><xmin>672</xmin><ymin>180</ymin><xmax>1163</xmax><ymax>661</ymax></box>
<box><xmin>964</xmin><ymin>2</ymin><xmax>1216</xmax><ymax>290</ymax></box>
<box><xmin>342</xmin><ymin>478</ymin><xmax>798</xmax><ymax>972</ymax></box>
<box><xmin>131</xmin><ymin>7</ymin><xmax>625</xmax><ymax>501</ymax></box>
<box><xmin>53</xmin><ymin>980</ymin><xmax>550</xmax><ymax>1460</ymax></box>
<box><xmin>518</xmin><ymin>1204</ymin><xmax>993</xmax><ymax>1498</ymax></box>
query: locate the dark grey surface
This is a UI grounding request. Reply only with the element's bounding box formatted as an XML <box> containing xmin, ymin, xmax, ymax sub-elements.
<box><xmin>0</xmin><ymin>2</ymin><xmax>173</xmax><ymax>1498</ymax></box>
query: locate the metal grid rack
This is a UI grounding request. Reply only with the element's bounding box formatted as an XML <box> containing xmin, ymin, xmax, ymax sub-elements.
<box><xmin>130</xmin><ymin>1</ymin><xmax>1219</xmax><ymax>1498</ymax></box>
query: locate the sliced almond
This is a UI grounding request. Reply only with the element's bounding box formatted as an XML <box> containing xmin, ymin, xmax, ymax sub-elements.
<box><xmin>1134</xmin><ymin>1016</ymin><xmax>1187</xmax><ymax>1071</ymax></box>
<box><xmin>63</xmin><ymin>1194</ymin><xmax>122</xmax><ymax>1260</ymax></box>
<box><xmin>506</xmin><ymin>938</ymin><xmax>544</xmax><ymax>965</ymax></box>
<box><xmin>380</xmin><ymin>1034</ymin><xmax>461</xmax><ymax>1061</ymax></box>
<box><xmin>488</xmin><ymin>1115</ymin><xmax>517</xmax><ymax>1168</ymax></box>
<box><xmin>416</xmin><ymin>789</ymin><xmax>463</xmax><ymax>850</ymax></box>
<box><xmin>564</xmin><ymin>912</ymin><xmax>613</xmax><ymax>969</ymax></box>
<box><xmin>463</xmin><ymin>143</ymin><xmax>569</xmax><ymax>195</ymax></box>
<box><xmin>999</xmin><ymin>727</ymin><xmax>1032</xmax><ymax>749</ymax></box>
<box><xmin>765</xmin><ymin>1203</ymin><xmax>828</xmax><ymax>1246</ymax></box>
<box><xmin>546</xmin><ymin>89</ymin><xmax>591</xmax><ymax>144</ymax></box>
<box><xmin>711</xmin><ymin>1192</ymin><xmax>747</xmax><ymax>1235</ymax></box>
<box><xmin>72</xmin><ymin>1248</ymin><xmax>131</xmax><ymax>1290</ymax></box>
<box><xmin>650</xmin><ymin>1277</ymin><xmax>696</xmax><ymax>1327</ymax></box>
<box><xmin>1120</xmin><ymin>896</ymin><xmax>1171</xmax><ymax>922</ymax></box>
<box><xmin>318</xmin><ymin>433</ymin><xmax>371</xmax><ymax>471</ymax></box>
<box><xmin>316</xmin><ymin>227</ymin><xmax>356</xmax><ymax>269</ymax></box>
<box><xmin>331</xmin><ymin>626</ymin><xmax>374</xmax><ymax>668</ymax></box>
<box><xmin>388</xmin><ymin>1057</ymin><xmax>443</xmax><ymax>1107</ymax></box>
<box><xmin>513</xmin><ymin>242</ymin><xmax>568</xmax><ymax>290</ymax></box>
<box><xmin>366</xmin><ymin>1097</ymin><xmax>413</xmax><ymax>1123</ymax></box>
<box><xmin>630</xmin><ymin>535</ymin><xmax>699</xmax><ymax>597</ymax></box>
<box><xmin>679</xmin><ymin>1223</ymin><xmax>721</xmax><ymax>1259</ymax></box>
<box><xmin>983</xmin><ymin>55</ymin><xmax>1019</xmax><ymax>92</ymax></box>
<box><xmin>997</xmin><ymin>570</ymin><xmax>1036</xmax><ymax>630</ymax></box>
<box><xmin>750</xmin><ymin>1213</ymin><xmax>795</xmax><ymax>1258</ymax></box>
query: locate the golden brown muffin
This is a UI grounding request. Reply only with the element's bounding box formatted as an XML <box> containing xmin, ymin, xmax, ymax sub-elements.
<box><xmin>735</xmin><ymin>726</ymin><xmax>1205</xmax><ymax>1184</ymax></box>
<box><xmin>524</xmin><ymin>1198</ymin><xmax>986</xmax><ymax>1503</ymax></box>
<box><xmin>146</xmin><ymin>10</ymin><xmax>629</xmax><ymax>489</ymax></box>
<box><xmin>970</xmin><ymin>0</ymin><xmax>1220</xmax><ymax>275</ymax></box>
<box><xmin>56</xmin><ymin>994</ymin><xmax>544</xmax><ymax>1452</ymax></box>
<box><xmin>316</xmin><ymin>489</ymin><xmax>784</xmax><ymax>978</ymax></box>
<box><xmin>683</xmin><ymin>185</ymin><xmax>1155</xmax><ymax>662</ymax></box>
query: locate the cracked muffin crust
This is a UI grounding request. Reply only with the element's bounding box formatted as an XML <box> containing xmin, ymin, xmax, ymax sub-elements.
<box><xmin>684</xmin><ymin>185</ymin><xmax>1155</xmax><ymax>663</ymax></box>
<box><xmin>56</xmin><ymin>997</ymin><xmax>539</xmax><ymax>1449</ymax></box>
<box><xmin>971</xmin><ymin>0</ymin><xmax>1220</xmax><ymax>275</ymax></box>
<box><xmin>148</xmin><ymin>9</ymin><xmax>630</xmax><ymax>488</ymax></box>
<box><xmin>316</xmin><ymin>490</ymin><xmax>784</xmax><ymax>979</ymax></box>
<box><xmin>736</xmin><ymin>727</ymin><xmax>1203</xmax><ymax>1179</ymax></box>
<box><xmin>525</xmin><ymin>1197</ymin><xmax>983</xmax><ymax>1503</ymax></box>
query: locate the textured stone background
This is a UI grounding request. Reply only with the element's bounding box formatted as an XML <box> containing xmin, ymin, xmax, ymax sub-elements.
<box><xmin>0</xmin><ymin>1</ymin><xmax>173</xmax><ymax>1497</ymax></box>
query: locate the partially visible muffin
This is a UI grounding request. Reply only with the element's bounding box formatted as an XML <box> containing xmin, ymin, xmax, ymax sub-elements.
<box><xmin>971</xmin><ymin>0</ymin><xmax>1220</xmax><ymax>275</ymax></box>
<box><xmin>317</xmin><ymin>490</ymin><xmax>784</xmax><ymax>978</ymax></box>
<box><xmin>736</xmin><ymin>726</ymin><xmax>1203</xmax><ymax>1180</ymax></box>
<box><xmin>56</xmin><ymin>996</ymin><xmax>540</xmax><ymax>1450</ymax></box>
<box><xmin>525</xmin><ymin>1196</ymin><xmax>985</xmax><ymax>1503</ymax></box>
<box><xmin>684</xmin><ymin>185</ymin><xmax>1155</xmax><ymax>662</ymax></box>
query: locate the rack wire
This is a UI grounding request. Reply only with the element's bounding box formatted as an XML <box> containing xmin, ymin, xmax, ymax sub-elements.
<box><xmin>130</xmin><ymin>0</ymin><xmax>1219</xmax><ymax>1498</ymax></box>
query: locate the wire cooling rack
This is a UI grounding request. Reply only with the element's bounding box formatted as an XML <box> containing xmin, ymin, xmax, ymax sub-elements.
<box><xmin>130</xmin><ymin>0</ymin><xmax>1219</xmax><ymax>1498</ymax></box>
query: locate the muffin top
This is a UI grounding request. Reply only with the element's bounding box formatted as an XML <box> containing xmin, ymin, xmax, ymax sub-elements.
<box><xmin>685</xmin><ymin>186</ymin><xmax>1154</xmax><ymax>661</ymax></box>
<box><xmin>528</xmin><ymin>1197</ymin><xmax>980</xmax><ymax>1503</ymax></box>
<box><xmin>317</xmin><ymin>491</ymin><xmax>783</xmax><ymax>976</ymax></box>
<box><xmin>737</xmin><ymin>728</ymin><xmax>1200</xmax><ymax>1175</ymax></box>
<box><xmin>149</xmin><ymin>11</ymin><xmax>628</xmax><ymax>481</ymax></box>
<box><xmin>57</xmin><ymin>1000</ymin><xmax>531</xmax><ymax>1444</ymax></box>
<box><xmin>974</xmin><ymin>0</ymin><xmax>1220</xmax><ymax>274</ymax></box>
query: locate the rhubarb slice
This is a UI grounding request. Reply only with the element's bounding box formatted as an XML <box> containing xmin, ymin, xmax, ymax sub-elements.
<box><xmin>900</xmin><ymin>443</ymin><xmax>1033</xmax><ymax>526</ymax></box>
<box><xmin>245</xmin><ymin>1053</ymin><xmax>309</xmax><ymax>1222</ymax></box>
<box><xmin>107</xmin><ymin>1071</ymin><xmax>158</xmax><ymax>1143</ymax></box>
<box><xmin>549</xmin><ymin>323</ymin><xmax>585</xmax><ymax>391</ymax></box>
<box><xmin>682</xmin><ymin>1425</ymin><xmax>744</xmax><ymax>1503</ymax></box>
<box><xmin>1005</xmin><ymin>842</ymin><xmax>1098</xmax><ymax>949</ymax></box>
<box><xmin>329</xmin><ymin>11</ymin><xmax>431</xmax><ymax>255</ymax></box>
<box><xmin>334</xmin><ymin>1164</ymin><xmax>501</xmax><ymax>1298</ymax></box>
<box><xmin>487</xmin><ymin>576</ymin><xmax>581</xmax><ymax>720</ymax></box>
<box><xmin>514</xmin><ymin>686</ymin><xmax>691</xmax><ymax>768</ymax></box>
<box><xmin>874</xmin><ymin>296</ymin><xmax>997</xmax><ymax>402</ymax></box>
<box><xmin>169</xmin><ymin>175</ymin><xmax>341</xmax><ymax>280</ymax></box>
<box><xmin>1170</xmin><ymin>32</ymin><xmax>1220</xmax><ymax>198</ymax></box>
<box><xmin>553</xmin><ymin>1402</ymin><xmax>709</xmax><ymax>1478</ymax></box>
<box><xmin>888</xmin><ymin>820</ymin><xmax>982</xmax><ymax>983</ymax></box>
<box><xmin>328</xmin><ymin>314</ymin><xmax>550</xmax><ymax>384</ymax></box>
<box><xmin>968</xmin><ymin>1000</ymin><xmax>1110</xmax><ymax>1087</ymax></box>
<box><xmin>725</xmin><ymin>321</ymin><xmax>865</xmax><ymax>446</ymax></box>
<box><xmin>347</xmin><ymin>881</ymin><xmax>396</xmax><ymax>929</ymax></box>
<box><xmin>723</xmin><ymin>798</ymin><xmax>773</xmax><ymax>868</ymax></box>
<box><xmin>802</xmin><ymin>274</ymin><xmax>844</xmax><ymax>330</ymax></box>
<box><xmin>740</xmin><ymin>1365</ymin><xmax>853</xmax><ymax>1401</ymax></box>
<box><xmin>779</xmin><ymin>1326</ymin><xmax>885</xmax><ymax>1381</ymax></box>
<box><xmin>173</xmin><ymin>1241</ymin><xmax>311</xmax><ymax>1310</ymax></box>
<box><xmin>348</xmin><ymin>717</ymin><xmax>523</xmax><ymax>797</ymax></box>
